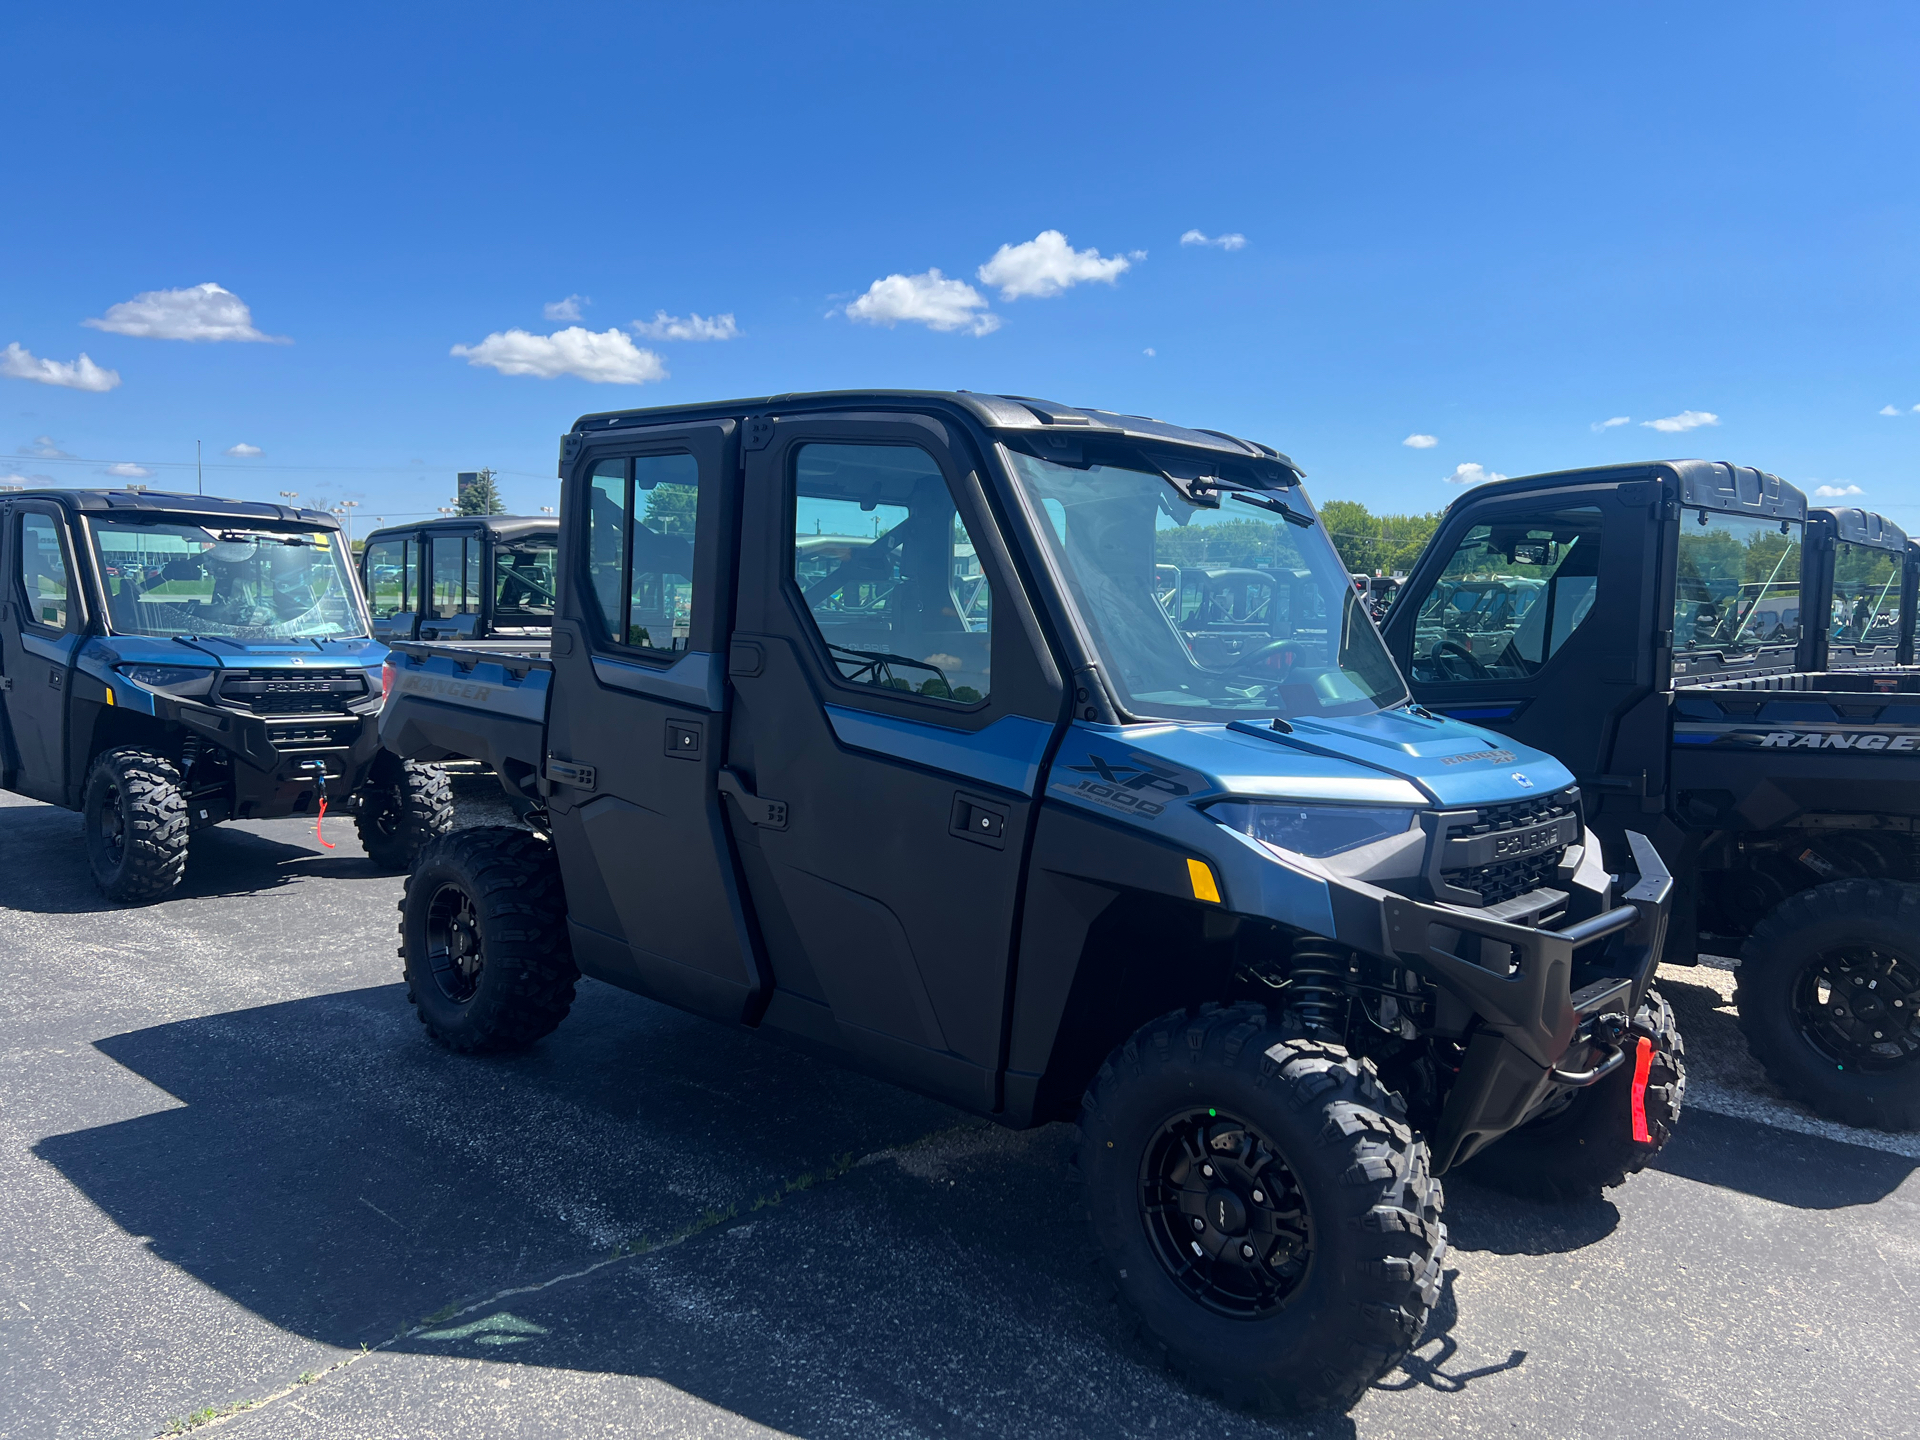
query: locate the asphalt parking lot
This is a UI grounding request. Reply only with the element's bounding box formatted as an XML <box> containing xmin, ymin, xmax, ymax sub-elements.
<box><xmin>3</xmin><ymin>785</ymin><xmax>1917</xmax><ymax>1440</ymax></box>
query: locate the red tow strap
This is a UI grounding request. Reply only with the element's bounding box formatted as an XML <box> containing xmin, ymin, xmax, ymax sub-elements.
<box><xmin>1629</xmin><ymin>1036</ymin><xmax>1654</xmax><ymax>1143</ymax></box>
<box><xmin>314</xmin><ymin>796</ymin><xmax>336</xmax><ymax>850</ymax></box>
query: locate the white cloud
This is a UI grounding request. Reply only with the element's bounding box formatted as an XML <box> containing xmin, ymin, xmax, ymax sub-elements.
<box><xmin>84</xmin><ymin>283</ymin><xmax>287</xmax><ymax>343</ymax></box>
<box><xmin>1814</xmin><ymin>483</ymin><xmax>1865</xmax><ymax>498</ymax></box>
<box><xmin>543</xmin><ymin>295</ymin><xmax>589</xmax><ymax>322</ymax></box>
<box><xmin>1180</xmin><ymin>229</ymin><xmax>1248</xmax><ymax>250</ymax></box>
<box><xmin>1443</xmin><ymin>463</ymin><xmax>1507</xmax><ymax>486</ymax></box>
<box><xmin>1913</xmin><ymin>404</ymin><xmax>1920</xmax><ymax>413</ymax></box>
<box><xmin>105</xmin><ymin>462</ymin><xmax>154</xmax><ymax>479</ymax></box>
<box><xmin>845</xmin><ymin>270</ymin><xmax>999</xmax><ymax>335</ymax></box>
<box><xmin>1591</xmin><ymin>416</ymin><xmax>1631</xmax><ymax>432</ymax></box>
<box><xmin>27</xmin><ymin>435</ymin><xmax>72</xmax><ymax>458</ymax></box>
<box><xmin>225</xmin><ymin>443</ymin><xmax>263</xmax><ymax>458</ymax></box>
<box><xmin>1</xmin><ymin>343</ymin><xmax>121</xmax><ymax>392</ymax></box>
<box><xmin>977</xmin><ymin>230</ymin><xmax>1133</xmax><ymax>300</ymax></box>
<box><xmin>450</xmin><ymin>327</ymin><xmax>668</xmax><ymax>384</ymax></box>
<box><xmin>1879</xmin><ymin>405</ymin><xmax>1902</xmax><ymax>417</ymax></box>
<box><xmin>1403</xmin><ymin>433</ymin><xmax>1438</xmax><ymax>449</ymax></box>
<box><xmin>1642</xmin><ymin>409</ymin><xmax>1719</xmax><ymax>433</ymax></box>
<box><xmin>1</xmin><ymin>472</ymin><xmax>54</xmax><ymax>487</ymax></box>
<box><xmin>631</xmin><ymin>311</ymin><xmax>740</xmax><ymax>342</ymax></box>
<box><xmin>1143</xmin><ymin>347</ymin><xmax>1156</xmax><ymax>357</ymax></box>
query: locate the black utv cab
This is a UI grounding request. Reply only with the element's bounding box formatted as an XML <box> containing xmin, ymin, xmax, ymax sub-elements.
<box><xmin>361</xmin><ymin>515</ymin><xmax>558</xmax><ymax>647</ymax></box>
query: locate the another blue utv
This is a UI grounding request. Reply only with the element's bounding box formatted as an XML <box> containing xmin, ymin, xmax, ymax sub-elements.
<box><xmin>377</xmin><ymin>392</ymin><xmax>1681</xmax><ymax>1413</ymax></box>
<box><xmin>0</xmin><ymin>488</ymin><xmax>452</xmax><ymax>901</ymax></box>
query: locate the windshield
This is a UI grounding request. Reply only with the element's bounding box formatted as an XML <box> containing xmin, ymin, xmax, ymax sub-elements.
<box><xmin>1006</xmin><ymin>450</ymin><xmax>1406</xmax><ymax>722</ymax></box>
<box><xmin>493</xmin><ymin>534</ymin><xmax>558</xmax><ymax>628</ymax></box>
<box><xmin>1830</xmin><ymin>541</ymin><xmax>1904</xmax><ymax>649</ymax></box>
<box><xmin>90</xmin><ymin>520</ymin><xmax>368</xmax><ymax>639</ymax></box>
<box><xmin>1673</xmin><ymin>512</ymin><xmax>1802</xmax><ymax>658</ymax></box>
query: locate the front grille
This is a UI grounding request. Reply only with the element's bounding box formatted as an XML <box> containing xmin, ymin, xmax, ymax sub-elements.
<box><xmin>270</xmin><ymin>723</ymin><xmax>359</xmax><ymax>749</ymax></box>
<box><xmin>1438</xmin><ymin>787</ymin><xmax>1582</xmax><ymax>905</ymax></box>
<box><xmin>216</xmin><ymin>669</ymin><xmax>369</xmax><ymax>715</ymax></box>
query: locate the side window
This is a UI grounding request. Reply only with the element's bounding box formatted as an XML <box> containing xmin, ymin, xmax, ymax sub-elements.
<box><xmin>429</xmin><ymin>536</ymin><xmax>471</xmax><ymax>619</ymax></box>
<box><xmin>791</xmin><ymin>442</ymin><xmax>991</xmax><ymax>704</ymax></box>
<box><xmin>1409</xmin><ymin>506</ymin><xmax>1602</xmax><ymax>683</ymax></box>
<box><xmin>18</xmin><ymin>512</ymin><xmax>71</xmax><ymax>630</ymax></box>
<box><xmin>364</xmin><ymin>538</ymin><xmax>410</xmax><ymax>619</ymax></box>
<box><xmin>493</xmin><ymin>536</ymin><xmax>557</xmax><ymax>624</ymax></box>
<box><xmin>583</xmin><ymin>454</ymin><xmax>700</xmax><ymax>655</ymax></box>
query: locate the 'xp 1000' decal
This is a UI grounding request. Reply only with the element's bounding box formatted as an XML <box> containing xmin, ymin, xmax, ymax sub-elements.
<box><xmin>1675</xmin><ymin>723</ymin><xmax>1920</xmax><ymax>752</ymax></box>
<box><xmin>1052</xmin><ymin>750</ymin><xmax>1194</xmax><ymax>819</ymax></box>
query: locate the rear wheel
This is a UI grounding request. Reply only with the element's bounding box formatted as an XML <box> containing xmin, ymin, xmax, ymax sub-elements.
<box><xmin>1737</xmin><ymin>880</ymin><xmax>1920</xmax><ymax>1130</ymax></box>
<box><xmin>355</xmin><ymin>757</ymin><xmax>454</xmax><ymax>871</ymax></box>
<box><xmin>83</xmin><ymin>748</ymin><xmax>190</xmax><ymax>903</ymax></box>
<box><xmin>399</xmin><ymin>826</ymin><xmax>576</xmax><ymax>1051</ymax></box>
<box><xmin>1463</xmin><ymin>988</ymin><xmax>1686</xmax><ymax>1201</ymax></box>
<box><xmin>1077</xmin><ymin>1003</ymin><xmax>1445</xmax><ymax>1415</ymax></box>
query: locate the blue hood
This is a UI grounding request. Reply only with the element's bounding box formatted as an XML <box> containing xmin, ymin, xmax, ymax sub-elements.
<box><xmin>1049</xmin><ymin>708</ymin><xmax>1572</xmax><ymax>818</ymax></box>
<box><xmin>81</xmin><ymin>633</ymin><xmax>387</xmax><ymax>676</ymax></box>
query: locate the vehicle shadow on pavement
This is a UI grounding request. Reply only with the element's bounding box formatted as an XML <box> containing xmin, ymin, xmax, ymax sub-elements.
<box><xmin>28</xmin><ymin>973</ymin><xmax>1641</xmax><ymax>1437</ymax></box>
<box><xmin>0</xmin><ymin>799</ymin><xmax>393</xmax><ymax>914</ymax></box>
<box><xmin>1649</xmin><ymin>1108</ymin><xmax>1917</xmax><ymax>1206</ymax></box>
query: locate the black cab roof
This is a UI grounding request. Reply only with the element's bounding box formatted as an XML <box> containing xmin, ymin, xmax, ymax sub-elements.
<box><xmin>363</xmin><ymin>514</ymin><xmax>557</xmax><ymax>545</ymax></box>
<box><xmin>1</xmin><ymin>487</ymin><xmax>339</xmax><ymax>529</ymax></box>
<box><xmin>566</xmin><ymin>389</ymin><xmax>1302</xmax><ymax>480</ymax></box>
<box><xmin>1445</xmin><ymin>460</ymin><xmax>1808</xmax><ymax>524</ymax></box>
<box><xmin>1816</xmin><ymin>506</ymin><xmax>1908</xmax><ymax>553</ymax></box>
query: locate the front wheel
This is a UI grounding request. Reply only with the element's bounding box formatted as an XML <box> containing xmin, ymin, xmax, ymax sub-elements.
<box><xmin>1077</xmin><ymin>1003</ymin><xmax>1446</xmax><ymax>1415</ymax></box>
<box><xmin>399</xmin><ymin>827</ymin><xmax>577</xmax><ymax>1052</ymax></box>
<box><xmin>355</xmin><ymin>757</ymin><xmax>454</xmax><ymax>871</ymax></box>
<box><xmin>1462</xmin><ymin>988</ymin><xmax>1686</xmax><ymax>1202</ymax></box>
<box><xmin>83</xmin><ymin>748</ymin><xmax>191</xmax><ymax>903</ymax></box>
<box><xmin>1737</xmin><ymin>879</ymin><xmax>1920</xmax><ymax>1130</ymax></box>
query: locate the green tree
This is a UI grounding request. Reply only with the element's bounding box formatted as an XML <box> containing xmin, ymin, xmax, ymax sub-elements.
<box><xmin>457</xmin><ymin>467</ymin><xmax>506</xmax><ymax>516</ymax></box>
<box><xmin>642</xmin><ymin>483</ymin><xmax>698</xmax><ymax>536</ymax></box>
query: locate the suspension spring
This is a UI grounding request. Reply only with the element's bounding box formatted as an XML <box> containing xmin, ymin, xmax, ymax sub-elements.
<box><xmin>1284</xmin><ymin>937</ymin><xmax>1356</xmax><ymax>1039</ymax></box>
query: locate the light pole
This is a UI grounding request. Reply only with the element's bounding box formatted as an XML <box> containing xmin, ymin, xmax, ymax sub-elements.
<box><xmin>437</xmin><ymin>506</ymin><xmax>458</xmax><ymax>516</ymax></box>
<box><xmin>279</xmin><ymin>490</ymin><xmax>299</xmax><ymax>508</ymax></box>
<box><xmin>331</xmin><ymin>500</ymin><xmax>360</xmax><ymax>547</ymax></box>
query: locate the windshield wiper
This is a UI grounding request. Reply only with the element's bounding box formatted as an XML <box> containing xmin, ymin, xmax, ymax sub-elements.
<box><xmin>1227</xmin><ymin>489</ymin><xmax>1315</xmax><ymax>528</ymax></box>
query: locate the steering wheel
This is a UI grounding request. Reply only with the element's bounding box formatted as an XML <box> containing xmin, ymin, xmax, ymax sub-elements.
<box><xmin>1430</xmin><ymin>639</ymin><xmax>1492</xmax><ymax>680</ymax></box>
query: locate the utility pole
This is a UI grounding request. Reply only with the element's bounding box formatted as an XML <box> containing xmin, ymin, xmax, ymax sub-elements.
<box><xmin>196</xmin><ymin>440</ymin><xmax>203</xmax><ymax>496</ymax></box>
<box><xmin>332</xmin><ymin>499</ymin><xmax>360</xmax><ymax>547</ymax></box>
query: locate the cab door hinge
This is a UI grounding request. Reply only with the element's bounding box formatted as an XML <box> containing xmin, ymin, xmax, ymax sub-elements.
<box><xmin>718</xmin><ymin>768</ymin><xmax>788</xmax><ymax>830</ymax></box>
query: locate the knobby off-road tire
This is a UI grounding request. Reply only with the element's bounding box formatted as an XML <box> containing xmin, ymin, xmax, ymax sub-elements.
<box><xmin>1737</xmin><ymin>879</ymin><xmax>1920</xmax><ymax>1131</ymax></box>
<box><xmin>1463</xmin><ymin>988</ymin><xmax>1686</xmax><ymax>1202</ymax></box>
<box><xmin>1077</xmin><ymin>1002</ymin><xmax>1446</xmax><ymax>1415</ymax></box>
<box><xmin>355</xmin><ymin>758</ymin><xmax>454</xmax><ymax>871</ymax></box>
<box><xmin>83</xmin><ymin>747</ymin><xmax>190</xmax><ymax>903</ymax></box>
<box><xmin>399</xmin><ymin>826</ymin><xmax>577</xmax><ymax>1052</ymax></box>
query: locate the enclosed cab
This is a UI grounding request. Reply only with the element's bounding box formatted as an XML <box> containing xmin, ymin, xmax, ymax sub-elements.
<box><xmin>1384</xmin><ymin>460</ymin><xmax>1920</xmax><ymax>1130</ymax></box>
<box><xmin>0</xmin><ymin>489</ymin><xmax>450</xmax><ymax>901</ymax></box>
<box><xmin>1806</xmin><ymin>506</ymin><xmax>1910</xmax><ymax>671</ymax></box>
<box><xmin>361</xmin><ymin>515</ymin><xmax>558</xmax><ymax>647</ymax></box>
<box><xmin>379</xmin><ymin>391</ymin><xmax>1680</xmax><ymax>1413</ymax></box>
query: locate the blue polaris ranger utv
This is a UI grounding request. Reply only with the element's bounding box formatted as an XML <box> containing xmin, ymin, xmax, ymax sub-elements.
<box><xmin>0</xmin><ymin>488</ymin><xmax>452</xmax><ymax>902</ymax></box>
<box><xmin>378</xmin><ymin>393</ymin><xmax>1681</xmax><ymax>1413</ymax></box>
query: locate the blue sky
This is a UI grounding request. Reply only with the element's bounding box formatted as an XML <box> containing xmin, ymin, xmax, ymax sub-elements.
<box><xmin>4</xmin><ymin>2</ymin><xmax>1918</xmax><ymax>530</ymax></box>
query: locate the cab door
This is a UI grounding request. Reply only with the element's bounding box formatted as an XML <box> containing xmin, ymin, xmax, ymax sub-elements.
<box><xmin>542</xmin><ymin>420</ymin><xmax>764</xmax><ymax>1025</ymax></box>
<box><xmin>725</xmin><ymin>413</ymin><xmax>1066</xmax><ymax>1112</ymax></box>
<box><xmin>363</xmin><ymin>531</ymin><xmax>421</xmax><ymax>642</ymax></box>
<box><xmin>1383</xmin><ymin>477</ymin><xmax>1670</xmax><ymax>831</ymax></box>
<box><xmin>1</xmin><ymin>504</ymin><xmax>83</xmax><ymax>804</ymax></box>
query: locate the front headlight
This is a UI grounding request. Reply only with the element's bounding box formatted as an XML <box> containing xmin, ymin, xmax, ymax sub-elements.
<box><xmin>1207</xmin><ymin>800</ymin><xmax>1419</xmax><ymax>858</ymax></box>
<box><xmin>116</xmin><ymin>664</ymin><xmax>216</xmax><ymax>697</ymax></box>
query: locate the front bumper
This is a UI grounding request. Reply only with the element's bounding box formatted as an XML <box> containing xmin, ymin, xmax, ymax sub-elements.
<box><xmin>1330</xmin><ymin>831</ymin><xmax>1673</xmax><ymax>1172</ymax></box>
<box><xmin>154</xmin><ymin>692</ymin><xmax>382</xmax><ymax>806</ymax></box>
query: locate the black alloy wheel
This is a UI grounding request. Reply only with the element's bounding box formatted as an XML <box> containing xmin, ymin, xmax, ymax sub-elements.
<box><xmin>424</xmin><ymin>882</ymin><xmax>485</xmax><ymax>1003</ymax></box>
<box><xmin>1792</xmin><ymin>945</ymin><xmax>1920</xmax><ymax>1071</ymax></box>
<box><xmin>1140</xmin><ymin>1108</ymin><xmax>1312</xmax><ymax>1318</ymax></box>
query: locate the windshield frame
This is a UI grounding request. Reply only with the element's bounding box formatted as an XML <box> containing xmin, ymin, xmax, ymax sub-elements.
<box><xmin>994</xmin><ymin>441</ymin><xmax>1409</xmax><ymax>725</ymax></box>
<box><xmin>83</xmin><ymin>514</ymin><xmax>372</xmax><ymax>641</ymax></box>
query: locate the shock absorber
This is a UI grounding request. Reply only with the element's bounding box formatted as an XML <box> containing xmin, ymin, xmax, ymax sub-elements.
<box><xmin>1284</xmin><ymin>937</ymin><xmax>1356</xmax><ymax>1039</ymax></box>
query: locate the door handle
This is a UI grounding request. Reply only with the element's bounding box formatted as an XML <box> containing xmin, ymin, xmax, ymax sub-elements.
<box><xmin>950</xmin><ymin>792</ymin><xmax>1008</xmax><ymax>849</ymax></box>
<box><xmin>719</xmin><ymin>769</ymin><xmax>788</xmax><ymax>830</ymax></box>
